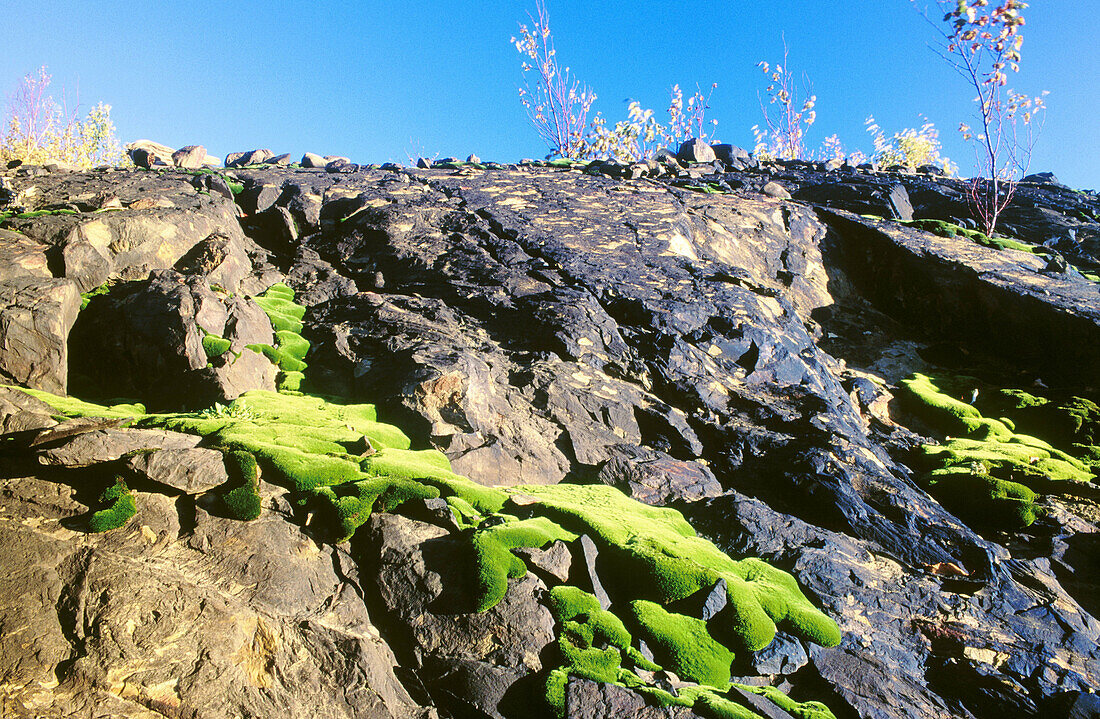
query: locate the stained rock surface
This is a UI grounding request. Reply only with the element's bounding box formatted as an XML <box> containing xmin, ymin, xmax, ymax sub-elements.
<box><xmin>1</xmin><ymin>157</ymin><xmax>1099</xmax><ymax>719</ymax></box>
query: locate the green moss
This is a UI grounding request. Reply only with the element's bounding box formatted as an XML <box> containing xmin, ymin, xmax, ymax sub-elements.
<box><xmin>629</xmin><ymin>600</ymin><xmax>734</xmax><ymax>689</ymax></box>
<box><xmin>470</xmin><ymin>518</ymin><xmax>578</xmax><ymax>611</ymax></box>
<box><xmin>502</xmin><ymin>483</ymin><xmax>841</xmax><ymax>651</ymax></box>
<box><xmin>925</xmin><ymin>468</ymin><xmax>1039</xmax><ymax>527</ymax></box>
<box><xmin>253</xmin><ymin>283</ymin><xmax>306</xmax><ymax>334</ymax></box>
<box><xmin>738</xmin><ymin>685</ymin><xmax>836</xmax><ymax>719</ymax></box>
<box><xmin>445</xmin><ymin>495</ymin><xmax>483</xmax><ymax>528</ymax></box>
<box><xmin>0</xmin><ymin>208</ymin><xmax>79</xmax><ymax>221</ymax></box>
<box><xmin>88</xmin><ymin>477</ymin><xmax>137</xmax><ymax>532</ymax></box>
<box><xmin>900</xmin><ymin>373</ymin><xmax>1098</xmax><ymax>529</ymax></box>
<box><xmin>899</xmin><ymin>374</ymin><xmax>1013</xmax><ymax>440</ymax></box>
<box><xmin>221</xmin><ymin>450</ymin><xmax>262</xmax><ymax>520</ymax></box>
<box><xmin>79</xmin><ymin>282</ymin><xmax>111</xmax><ymax>311</ymax></box>
<box><xmin>274</xmin><ymin>331</ymin><xmax>310</xmax><ymax>362</ymax></box>
<box><xmin>11</xmin><ymin>386</ymin><xmax>146</xmax><ymax>420</ymax></box>
<box><xmin>545</xmin><ymin>668</ymin><xmax>570</xmax><ymax>717</ymax></box>
<box><xmin>278</xmin><ymin>370</ymin><xmax>306</xmax><ymax>392</ymax></box>
<box><xmin>313</xmin><ymin>477</ymin><xmax>440</xmax><ymax>541</ymax></box>
<box><xmin>202</xmin><ymin>334</ymin><xmax>232</xmax><ymax>358</ymax></box>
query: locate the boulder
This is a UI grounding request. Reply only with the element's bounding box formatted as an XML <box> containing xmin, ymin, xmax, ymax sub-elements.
<box><xmin>125</xmin><ymin>139</ymin><xmax>175</xmax><ymax>167</ymax></box>
<box><xmin>366</xmin><ymin>513</ymin><xmax>555</xmax><ymax>671</ymax></box>
<box><xmin>0</xmin><ymin>474</ymin><xmax>424</xmax><ymax>719</ymax></box>
<box><xmin>0</xmin><ymin>276</ymin><xmax>81</xmax><ymax>393</ymax></box>
<box><xmin>677</xmin><ymin>138</ymin><xmax>717</xmax><ymax>164</ymax></box>
<box><xmin>37</xmin><ymin>428</ymin><xmax>201</xmax><ymax>467</ymax></box>
<box><xmin>69</xmin><ymin>269</ymin><xmax>276</xmax><ymax>407</ymax></box>
<box><xmin>171</xmin><ymin>144</ymin><xmax>211</xmax><ymax>169</ymax></box>
<box><xmin>123</xmin><ymin>447</ymin><xmax>231</xmax><ymax>494</ymax></box>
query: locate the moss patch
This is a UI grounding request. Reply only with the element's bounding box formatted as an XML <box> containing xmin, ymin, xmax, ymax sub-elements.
<box><xmin>502</xmin><ymin>483</ymin><xmax>841</xmax><ymax>651</ymax></box>
<box><xmin>221</xmin><ymin>450</ymin><xmax>262</xmax><ymax>520</ymax></box>
<box><xmin>202</xmin><ymin>334</ymin><xmax>232</xmax><ymax>358</ymax></box>
<box><xmin>900</xmin><ymin>373</ymin><xmax>1098</xmax><ymax>529</ymax></box>
<box><xmin>250</xmin><ymin>283</ymin><xmax>311</xmax><ymax>391</ymax></box>
<box><xmin>13</xmin><ymin>383</ymin><xmax>840</xmax><ymax>719</ymax></box>
<box><xmin>88</xmin><ymin>477</ymin><xmax>137</xmax><ymax>532</ymax></box>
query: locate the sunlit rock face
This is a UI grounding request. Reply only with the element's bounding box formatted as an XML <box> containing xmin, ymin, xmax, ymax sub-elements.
<box><xmin>0</xmin><ymin>156</ymin><xmax>1097</xmax><ymax>719</ymax></box>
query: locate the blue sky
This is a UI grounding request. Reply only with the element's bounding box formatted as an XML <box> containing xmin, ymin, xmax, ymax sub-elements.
<box><xmin>4</xmin><ymin>1</ymin><xmax>1097</xmax><ymax>189</ymax></box>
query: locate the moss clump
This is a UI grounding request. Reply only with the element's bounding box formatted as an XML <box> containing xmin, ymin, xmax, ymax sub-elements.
<box><xmin>902</xmin><ymin>218</ymin><xmax>1044</xmax><ymax>254</ymax></box>
<box><xmin>11</xmin><ymin>386</ymin><xmax>146</xmax><ymax>420</ymax></box>
<box><xmin>79</xmin><ymin>282</ymin><xmax>111</xmax><ymax>311</ymax></box>
<box><xmin>925</xmin><ymin>469</ymin><xmax>1038</xmax><ymax>527</ymax></box>
<box><xmin>88</xmin><ymin>477</ymin><xmax>137</xmax><ymax>532</ymax></box>
<box><xmin>253</xmin><ymin>283</ymin><xmax>306</xmax><ymax>334</ymax></box>
<box><xmin>899</xmin><ymin>373</ymin><xmax>1098</xmax><ymax>529</ymax></box>
<box><xmin>502</xmin><ymin>483</ymin><xmax>841</xmax><ymax>651</ymax></box>
<box><xmin>221</xmin><ymin>450</ymin><xmax>262</xmax><ymax>520</ymax></box>
<box><xmin>629</xmin><ymin>600</ymin><xmax>734</xmax><ymax>689</ymax></box>
<box><xmin>202</xmin><ymin>334</ymin><xmax>232</xmax><ymax>358</ymax></box>
<box><xmin>250</xmin><ymin>283</ymin><xmax>311</xmax><ymax>391</ymax></box>
<box><xmin>246</xmin><ymin>343</ymin><xmax>308</xmax><ymax>372</ymax></box>
<box><xmin>144</xmin><ymin>391</ymin><xmax>412</xmax><ymax>492</ymax></box>
<box><xmin>470</xmin><ymin>518</ymin><xmax>578</xmax><ymax>610</ymax></box>
<box><xmin>313</xmin><ymin>477</ymin><xmax>440</xmax><ymax>542</ymax></box>
<box><xmin>899</xmin><ymin>373</ymin><xmax>1013</xmax><ymax>440</ymax></box>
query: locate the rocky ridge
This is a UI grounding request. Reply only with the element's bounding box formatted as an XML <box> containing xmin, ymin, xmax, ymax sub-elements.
<box><xmin>0</xmin><ymin>145</ymin><xmax>1098</xmax><ymax>719</ymax></box>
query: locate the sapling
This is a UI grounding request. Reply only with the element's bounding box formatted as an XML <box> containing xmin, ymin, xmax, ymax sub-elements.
<box><xmin>917</xmin><ymin>0</ymin><xmax>1047</xmax><ymax>235</ymax></box>
<box><xmin>752</xmin><ymin>42</ymin><xmax>816</xmax><ymax>161</ymax></box>
<box><xmin>512</xmin><ymin>0</ymin><xmax>596</xmax><ymax>160</ymax></box>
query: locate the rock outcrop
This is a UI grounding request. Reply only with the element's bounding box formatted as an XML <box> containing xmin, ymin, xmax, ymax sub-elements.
<box><xmin>1</xmin><ymin>153</ymin><xmax>1098</xmax><ymax>719</ymax></box>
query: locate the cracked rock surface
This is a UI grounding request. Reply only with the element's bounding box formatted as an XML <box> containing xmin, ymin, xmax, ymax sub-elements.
<box><xmin>1</xmin><ymin>160</ymin><xmax>1099</xmax><ymax>718</ymax></box>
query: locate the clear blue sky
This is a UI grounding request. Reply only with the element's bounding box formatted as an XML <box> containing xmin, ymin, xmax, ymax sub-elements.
<box><xmin>4</xmin><ymin>1</ymin><xmax>1097</xmax><ymax>189</ymax></box>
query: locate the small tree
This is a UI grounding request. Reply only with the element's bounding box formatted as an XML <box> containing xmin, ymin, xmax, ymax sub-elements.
<box><xmin>752</xmin><ymin>43</ymin><xmax>816</xmax><ymax>161</ymax></box>
<box><xmin>512</xmin><ymin>0</ymin><xmax>596</xmax><ymax>160</ymax></box>
<box><xmin>1</xmin><ymin>66</ymin><xmax>123</xmax><ymax>169</ymax></box>
<box><xmin>919</xmin><ymin>0</ymin><xmax>1046</xmax><ymax>235</ymax></box>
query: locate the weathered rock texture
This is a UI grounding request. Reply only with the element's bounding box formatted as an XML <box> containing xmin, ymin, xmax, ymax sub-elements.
<box><xmin>1</xmin><ymin>157</ymin><xmax>1099</xmax><ymax>719</ymax></box>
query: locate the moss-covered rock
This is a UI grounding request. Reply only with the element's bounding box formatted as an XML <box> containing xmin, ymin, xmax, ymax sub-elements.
<box><xmin>502</xmin><ymin>483</ymin><xmax>841</xmax><ymax>651</ymax></box>
<box><xmin>899</xmin><ymin>373</ymin><xmax>1098</xmax><ymax>529</ymax></box>
<box><xmin>88</xmin><ymin>477</ymin><xmax>137</xmax><ymax>532</ymax></box>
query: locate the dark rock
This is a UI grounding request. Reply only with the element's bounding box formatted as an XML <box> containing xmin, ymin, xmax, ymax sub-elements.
<box><xmin>125</xmin><ymin>139</ymin><xmax>174</xmax><ymax>167</ymax></box>
<box><xmin>419</xmin><ymin>657</ymin><xmax>527</xmax><ymax>719</ymax></box>
<box><xmin>728</xmin><ymin>686</ymin><xmax>798</xmax><ymax>719</ymax></box>
<box><xmin>564</xmin><ymin>678</ymin><xmax>701</xmax><ymax>719</ymax></box>
<box><xmin>69</xmin><ymin>269</ymin><xmax>276</xmax><ymax>407</ymax></box>
<box><xmin>1022</xmin><ymin>172</ymin><xmax>1066</xmax><ymax>187</ymax></box>
<box><xmin>513</xmin><ymin>539</ymin><xmax>572</xmax><ymax>583</ymax></box>
<box><xmin>37</xmin><ymin>428</ymin><xmax>200</xmax><ymax>467</ymax></box>
<box><xmin>763</xmin><ymin>181</ymin><xmax>791</xmax><ymax>199</ymax></box>
<box><xmin>366</xmin><ymin>513</ymin><xmax>554</xmax><ymax>671</ymax></box>
<box><xmin>0</xmin><ymin>229</ymin><xmax>50</xmax><ymax>281</ymax></box>
<box><xmin>888</xmin><ymin>183</ymin><xmax>914</xmax><ymax>221</ymax></box>
<box><xmin>301</xmin><ymin>152</ymin><xmax>328</xmax><ymax>168</ymax></box>
<box><xmin>1047</xmin><ymin>691</ymin><xmax>1100</xmax><ymax>719</ymax></box>
<box><xmin>667</xmin><ymin>578</ymin><xmax>729</xmax><ymax>625</ymax></box>
<box><xmin>0</xmin><ymin>386</ymin><xmax>59</xmax><ymax>434</ymax></box>
<box><xmin>190</xmin><ymin>172</ymin><xmax>234</xmax><ymax>200</ymax></box>
<box><xmin>596</xmin><ymin>445</ymin><xmax>722</xmax><ymax>505</ymax></box>
<box><xmin>326</xmin><ymin>159</ymin><xmax>359</xmax><ymax>173</ymax></box>
<box><xmin>577</xmin><ymin>534</ymin><xmax>611</xmax><ymax>610</ymax></box>
<box><xmin>0</xmin><ymin>474</ymin><xmax>424</xmax><ymax>719</ymax></box>
<box><xmin>226</xmin><ymin>148</ymin><xmax>274</xmax><ymax>167</ymax></box>
<box><xmin>747</xmin><ymin>631</ymin><xmax>809</xmax><ymax>676</ymax></box>
<box><xmin>712</xmin><ymin>143</ymin><xmax>751</xmax><ymax>167</ymax></box>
